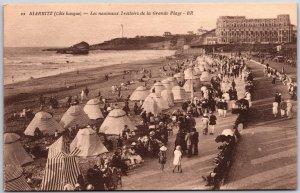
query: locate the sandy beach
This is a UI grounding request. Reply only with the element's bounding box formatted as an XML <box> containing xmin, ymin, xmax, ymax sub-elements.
<box><xmin>4</xmin><ymin>56</ymin><xmax>183</xmax><ymax>133</ymax></box>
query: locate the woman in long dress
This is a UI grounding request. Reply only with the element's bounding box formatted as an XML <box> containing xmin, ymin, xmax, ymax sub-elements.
<box><xmin>173</xmin><ymin>146</ymin><xmax>182</xmax><ymax>173</ymax></box>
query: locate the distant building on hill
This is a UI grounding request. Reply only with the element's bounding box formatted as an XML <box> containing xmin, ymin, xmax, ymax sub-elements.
<box><xmin>216</xmin><ymin>15</ymin><xmax>293</xmax><ymax>44</ymax></box>
<box><xmin>163</xmin><ymin>32</ymin><xmax>172</xmax><ymax>36</ymax></box>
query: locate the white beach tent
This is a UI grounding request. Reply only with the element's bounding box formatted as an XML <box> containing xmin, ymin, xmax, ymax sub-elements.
<box><xmin>166</xmin><ymin>77</ymin><xmax>178</xmax><ymax>87</ymax></box>
<box><xmin>70</xmin><ymin>127</ymin><xmax>108</xmax><ymax>157</ymax></box>
<box><xmin>4</xmin><ymin>165</ymin><xmax>31</xmax><ymax>191</ymax></box>
<box><xmin>173</xmin><ymin>72</ymin><xmax>184</xmax><ymax>83</ymax></box>
<box><xmin>24</xmin><ymin>111</ymin><xmax>64</xmax><ymax>136</ymax></box>
<box><xmin>83</xmin><ymin>99</ymin><xmax>104</xmax><ymax>120</ymax></box>
<box><xmin>4</xmin><ymin>133</ymin><xmax>34</xmax><ymax>166</ymax></box>
<box><xmin>184</xmin><ymin>68</ymin><xmax>198</xmax><ymax>80</ymax></box>
<box><xmin>161</xmin><ymin>79</ymin><xmax>172</xmax><ymax>91</ymax></box>
<box><xmin>172</xmin><ymin>86</ymin><xmax>187</xmax><ymax>102</ymax></box>
<box><xmin>147</xmin><ymin>92</ymin><xmax>169</xmax><ymax>110</ymax></box>
<box><xmin>130</xmin><ymin>86</ymin><xmax>149</xmax><ymax>101</ymax></box>
<box><xmin>99</xmin><ymin>108</ymin><xmax>136</xmax><ymax>135</ymax></box>
<box><xmin>183</xmin><ymin>78</ymin><xmax>201</xmax><ymax>92</ymax></box>
<box><xmin>141</xmin><ymin>94</ymin><xmax>162</xmax><ymax>116</ymax></box>
<box><xmin>59</xmin><ymin>105</ymin><xmax>90</xmax><ymax>129</ymax></box>
<box><xmin>161</xmin><ymin>89</ymin><xmax>174</xmax><ymax>107</ymax></box>
<box><xmin>151</xmin><ymin>81</ymin><xmax>166</xmax><ymax>96</ymax></box>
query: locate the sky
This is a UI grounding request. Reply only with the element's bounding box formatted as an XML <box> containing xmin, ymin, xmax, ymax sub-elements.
<box><xmin>4</xmin><ymin>3</ymin><xmax>297</xmax><ymax>47</ymax></box>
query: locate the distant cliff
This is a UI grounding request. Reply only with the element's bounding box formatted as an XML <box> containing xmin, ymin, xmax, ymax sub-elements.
<box><xmin>90</xmin><ymin>35</ymin><xmax>199</xmax><ymax>50</ymax></box>
<box><xmin>44</xmin><ymin>41</ymin><xmax>89</xmax><ymax>55</ymax></box>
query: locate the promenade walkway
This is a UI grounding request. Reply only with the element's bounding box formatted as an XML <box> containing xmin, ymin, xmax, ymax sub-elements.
<box><xmin>120</xmin><ymin>74</ymin><xmax>246</xmax><ymax>190</ymax></box>
<box><xmin>222</xmin><ymin>60</ymin><xmax>297</xmax><ymax>190</ymax></box>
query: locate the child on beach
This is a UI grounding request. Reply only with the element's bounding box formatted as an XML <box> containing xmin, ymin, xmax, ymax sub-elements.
<box><xmin>158</xmin><ymin>145</ymin><xmax>167</xmax><ymax>171</ymax></box>
<box><xmin>172</xmin><ymin>146</ymin><xmax>182</xmax><ymax>173</ymax></box>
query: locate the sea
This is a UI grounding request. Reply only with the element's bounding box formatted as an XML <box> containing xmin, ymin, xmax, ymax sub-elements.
<box><xmin>4</xmin><ymin>47</ymin><xmax>176</xmax><ymax>85</ymax></box>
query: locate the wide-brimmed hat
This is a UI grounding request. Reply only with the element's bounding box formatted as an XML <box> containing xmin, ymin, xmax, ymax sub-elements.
<box><xmin>160</xmin><ymin>146</ymin><xmax>167</xmax><ymax>151</ymax></box>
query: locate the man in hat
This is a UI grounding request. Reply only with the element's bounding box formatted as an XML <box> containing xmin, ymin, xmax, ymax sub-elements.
<box><xmin>209</xmin><ymin>112</ymin><xmax>217</xmax><ymax>135</ymax></box>
<box><xmin>190</xmin><ymin>128</ymin><xmax>199</xmax><ymax>155</ymax></box>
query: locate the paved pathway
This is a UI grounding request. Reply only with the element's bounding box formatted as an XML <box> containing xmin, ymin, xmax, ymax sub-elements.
<box><xmin>120</xmin><ymin>77</ymin><xmax>246</xmax><ymax>190</ymax></box>
<box><xmin>222</xmin><ymin>60</ymin><xmax>297</xmax><ymax>190</ymax></box>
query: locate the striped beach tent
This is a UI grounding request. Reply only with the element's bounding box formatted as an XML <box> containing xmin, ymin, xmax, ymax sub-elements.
<box><xmin>4</xmin><ymin>133</ymin><xmax>34</xmax><ymax>166</ymax></box>
<box><xmin>83</xmin><ymin>99</ymin><xmax>104</xmax><ymax>120</ymax></box>
<box><xmin>47</xmin><ymin>136</ymin><xmax>70</xmax><ymax>159</ymax></box>
<box><xmin>130</xmin><ymin>86</ymin><xmax>149</xmax><ymax>101</ymax></box>
<box><xmin>40</xmin><ymin>151</ymin><xmax>81</xmax><ymax>191</ymax></box>
<box><xmin>99</xmin><ymin>108</ymin><xmax>136</xmax><ymax>135</ymax></box>
<box><xmin>24</xmin><ymin>111</ymin><xmax>64</xmax><ymax>136</ymax></box>
<box><xmin>70</xmin><ymin>127</ymin><xmax>108</xmax><ymax>157</ymax></box>
<box><xmin>4</xmin><ymin>165</ymin><xmax>31</xmax><ymax>191</ymax></box>
<box><xmin>59</xmin><ymin>105</ymin><xmax>90</xmax><ymax>129</ymax></box>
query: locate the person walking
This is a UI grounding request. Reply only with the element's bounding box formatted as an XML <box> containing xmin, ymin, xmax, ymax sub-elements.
<box><xmin>202</xmin><ymin>114</ymin><xmax>209</xmax><ymax>135</ymax></box>
<box><xmin>286</xmin><ymin>99</ymin><xmax>293</xmax><ymax>118</ymax></box>
<box><xmin>185</xmin><ymin>130</ymin><xmax>192</xmax><ymax>157</ymax></box>
<box><xmin>173</xmin><ymin>146</ymin><xmax>182</xmax><ymax>173</ymax></box>
<box><xmin>209</xmin><ymin>112</ymin><xmax>217</xmax><ymax>135</ymax></box>
<box><xmin>272</xmin><ymin>101</ymin><xmax>279</xmax><ymax>118</ymax></box>
<box><xmin>221</xmin><ymin>99</ymin><xmax>228</xmax><ymax>117</ymax></box>
<box><xmin>190</xmin><ymin>128</ymin><xmax>199</xmax><ymax>155</ymax></box>
<box><xmin>158</xmin><ymin>145</ymin><xmax>167</xmax><ymax>171</ymax></box>
<box><xmin>280</xmin><ymin>99</ymin><xmax>287</xmax><ymax>118</ymax></box>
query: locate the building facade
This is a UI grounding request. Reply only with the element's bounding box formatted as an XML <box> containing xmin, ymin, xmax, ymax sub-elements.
<box><xmin>216</xmin><ymin>15</ymin><xmax>293</xmax><ymax>44</ymax></box>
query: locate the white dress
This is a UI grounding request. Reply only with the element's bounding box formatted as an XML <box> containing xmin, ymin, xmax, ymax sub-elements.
<box><xmin>173</xmin><ymin>150</ymin><xmax>182</xmax><ymax>166</ymax></box>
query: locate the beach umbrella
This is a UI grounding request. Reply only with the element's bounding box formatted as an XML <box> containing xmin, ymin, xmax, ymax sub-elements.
<box><xmin>83</xmin><ymin>99</ymin><xmax>104</xmax><ymax>120</ymax></box>
<box><xmin>167</xmin><ymin>77</ymin><xmax>178</xmax><ymax>87</ymax></box>
<box><xmin>150</xmin><ymin>81</ymin><xmax>166</xmax><ymax>96</ymax></box>
<box><xmin>59</xmin><ymin>105</ymin><xmax>90</xmax><ymax>129</ymax></box>
<box><xmin>4</xmin><ymin>165</ymin><xmax>31</xmax><ymax>191</ymax></box>
<box><xmin>161</xmin><ymin>79</ymin><xmax>172</xmax><ymax>91</ymax></box>
<box><xmin>4</xmin><ymin>133</ymin><xmax>34</xmax><ymax>166</ymax></box>
<box><xmin>24</xmin><ymin>111</ymin><xmax>64</xmax><ymax>136</ymax></box>
<box><xmin>99</xmin><ymin>108</ymin><xmax>136</xmax><ymax>135</ymax></box>
<box><xmin>70</xmin><ymin>127</ymin><xmax>108</xmax><ymax>157</ymax></box>
<box><xmin>172</xmin><ymin>86</ymin><xmax>187</xmax><ymax>102</ymax></box>
<box><xmin>161</xmin><ymin>89</ymin><xmax>174</xmax><ymax>107</ymax></box>
<box><xmin>130</xmin><ymin>86</ymin><xmax>149</xmax><ymax>101</ymax></box>
<box><xmin>221</xmin><ymin>129</ymin><xmax>234</xmax><ymax>136</ymax></box>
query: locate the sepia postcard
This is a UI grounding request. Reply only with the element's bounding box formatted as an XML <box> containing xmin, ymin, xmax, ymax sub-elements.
<box><xmin>3</xmin><ymin>3</ymin><xmax>297</xmax><ymax>191</ymax></box>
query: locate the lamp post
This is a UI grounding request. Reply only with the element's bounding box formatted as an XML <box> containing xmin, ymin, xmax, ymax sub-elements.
<box><xmin>121</xmin><ymin>24</ymin><xmax>123</xmax><ymax>38</ymax></box>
